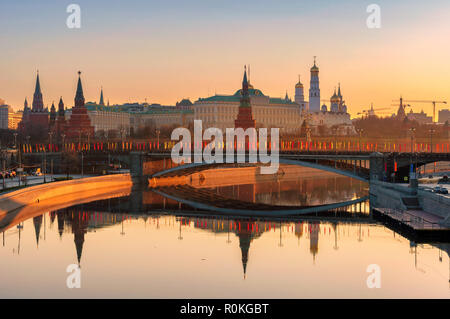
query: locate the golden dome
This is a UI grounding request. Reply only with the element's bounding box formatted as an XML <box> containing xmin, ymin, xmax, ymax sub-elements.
<box><xmin>295</xmin><ymin>75</ymin><xmax>303</xmax><ymax>88</ymax></box>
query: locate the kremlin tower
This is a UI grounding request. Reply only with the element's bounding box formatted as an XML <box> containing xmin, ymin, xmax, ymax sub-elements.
<box><xmin>309</xmin><ymin>57</ymin><xmax>321</xmax><ymax>112</ymax></box>
<box><xmin>65</xmin><ymin>71</ymin><xmax>95</xmax><ymax>140</ymax></box>
<box><xmin>99</xmin><ymin>87</ymin><xmax>105</xmax><ymax>106</ymax></box>
<box><xmin>55</xmin><ymin>97</ymin><xmax>67</xmax><ymax>141</ymax></box>
<box><xmin>234</xmin><ymin>66</ymin><xmax>256</xmax><ymax>130</ymax></box>
<box><xmin>19</xmin><ymin>71</ymin><xmax>49</xmax><ymax>137</ymax></box>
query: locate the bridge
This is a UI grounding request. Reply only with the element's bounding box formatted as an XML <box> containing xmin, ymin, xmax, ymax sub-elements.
<box><xmin>18</xmin><ymin>138</ymin><xmax>449</xmax><ymax>186</ymax></box>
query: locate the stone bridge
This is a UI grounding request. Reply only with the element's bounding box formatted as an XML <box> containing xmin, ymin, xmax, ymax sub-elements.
<box><xmin>22</xmin><ymin>151</ymin><xmax>450</xmax><ymax>185</ymax></box>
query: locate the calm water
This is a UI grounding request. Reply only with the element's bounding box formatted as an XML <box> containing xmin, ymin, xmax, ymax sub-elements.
<box><xmin>0</xmin><ymin>166</ymin><xmax>449</xmax><ymax>298</ymax></box>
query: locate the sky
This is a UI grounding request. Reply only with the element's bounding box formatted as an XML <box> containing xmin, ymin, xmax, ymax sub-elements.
<box><xmin>1</xmin><ymin>0</ymin><xmax>449</xmax><ymax>118</ymax></box>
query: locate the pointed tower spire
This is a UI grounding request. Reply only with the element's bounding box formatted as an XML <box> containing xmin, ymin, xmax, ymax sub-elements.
<box><xmin>75</xmin><ymin>71</ymin><xmax>85</xmax><ymax>107</ymax></box>
<box><xmin>50</xmin><ymin>101</ymin><xmax>56</xmax><ymax>127</ymax></box>
<box><xmin>24</xmin><ymin>98</ymin><xmax>28</xmax><ymax>109</ymax></box>
<box><xmin>33</xmin><ymin>215</ymin><xmax>43</xmax><ymax>248</ymax></box>
<box><xmin>338</xmin><ymin>83</ymin><xmax>342</xmax><ymax>97</ymax></box>
<box><xmin>235</xmin><ymin>65</ymin><xmax>255</xmax><ymax>130</ymax></box>
<box><xmin>243</xmin><ymin>65</ymin><xmax>248</xmax><ymax>88</ymax></box>
<box><xmin>35</xmin><ymin>70</ymin><xmax>41</xmax><ymax>95</ymax></box>
<box><xmin>58</xmin><ymin>96</ymin><xmax>65</xmax><ymax>115</ymax></box>
<box><xmin>99</xmin><ymin>87</ymin><xmax>105</xmax><ymax>106</ymax></box>
<box><xmin>32</xmin><ymin>70</ymin><xmax>44</xmax><ymax>111</ymax></box>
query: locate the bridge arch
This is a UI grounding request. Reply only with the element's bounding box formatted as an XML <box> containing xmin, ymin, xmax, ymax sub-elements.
<box><xmin>151</xmin><ymin>158</ymin><xmax>368</xmax><ymax>182</ymax></box>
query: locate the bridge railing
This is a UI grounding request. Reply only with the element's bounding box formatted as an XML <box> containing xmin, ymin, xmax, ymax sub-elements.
<box><xmin>19</xmin><ymin>139</ymin><xmax>450</xmax><ymax>155</ymax></box>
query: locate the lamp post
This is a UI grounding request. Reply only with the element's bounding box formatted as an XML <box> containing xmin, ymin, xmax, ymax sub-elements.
<box><xmin>306</xmin><ymin>128</ymin><xmax>311</xmax><ymax>145</ymax></box>
<box><xmin>332</xmin><ymin>127</ymin><xmax>338</xmax><ymax>154</ymax></box>
<box><xmin>43</xmin><ymin>147</ymin><xmax>47</xmax><ymax>183</ymax></box>
<box><xmin>428</xmin><ymin>128</ymin><xmax>435</xmax><ymax>153</ymax></box>
<box><xmin>1</xmin><ymin>150</ymin><xmax>5</xmax><ymax>190</ymax></box>
<box><xmin>48</xmin><ymin>132</ymin><xmax>53</xmax><ymax>149</ymax></box>
<box><xmin>409</xmin><ymin>127</ymin><xmax>416</xmax><ymax>153</ymax></box>
<box><xmin>429</xmin><ymin>128</ymin><xmax>436</xmax><ymax>174</ymax></box>
<box><xmin>17</xmin><ymin>134</ymin><xmax>22</xmax><ymax>187</ymax></box>
<box><xmin>156</xmin><ymin>129</ymin><xmax>161</xmax><ymax>149</ymax></box>
<box><xmin>61</xmin><ymin>134</ymin><xmax>65</xmax><ymax>149</ymax></box>
<box><xmin>356</xmin><ymin>129</ymin><xmax>363</xmax><ymax>152</ymax></box>
<box><xmin>178</xmin><ymin>220</ymin><xmax>183</xmax><ymax>241</ymax></box>
<box><xmin>409</xmin><ymin>128</ymin><xmax>416</xmax><ymax>176</ymax></box>
<box><xmin>81</xmin><ymin>152</ymin><xmax>84</xmax><ymax>178</ymax></box>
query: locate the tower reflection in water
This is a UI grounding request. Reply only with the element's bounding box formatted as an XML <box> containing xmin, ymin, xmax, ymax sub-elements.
<box><xmin>1</xmin><ymin>168</ymin><xmax>448</xmax><ymax>298</ymax></box>
<box><xmin>3</xmin><ymin>192</ymin><xmax>373</xmax><ymax>275</ymax></box>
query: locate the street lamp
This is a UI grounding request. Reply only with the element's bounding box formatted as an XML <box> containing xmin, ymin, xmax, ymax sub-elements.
<box><xmin>48</xmin><ymin>131</ymin><xmax>54</xmax><ymax>181</ymax></box>
<box><xmin>306</xmin><ymin>128</ymin><xmax>311</xmax><ymax>144</ymax></box>
<box><xmin>332</xmin><ymin>127</ymin><xmax>338</xmax><ymax>154</ymax></box>
<box><xmin>409</xmin><ymin>127</ymin><xmax>416</xmax><ymax>153</ymax></box>
<box><xmin>428</xmin><ymin>128</ymin><xmax>435</xmax><ymax>153</ymax></box>
<box><xmin>356</xmin><ymin>129</ymin><xmax>364</xmax><ymax>152</ymax></box>
<box><xmin>48</xmin><ymin>132</ymin><xmax>53</xmax><ymax>149</ymax></box>
<box><xmin>13</xmin><ymin>133</ymin><xmax>18</xmax><ymax>149</ymax></box>
<box><xmin>156</xmin><ymin>129</ymin><xmax>161</xmax><ymax>149</ymax></box>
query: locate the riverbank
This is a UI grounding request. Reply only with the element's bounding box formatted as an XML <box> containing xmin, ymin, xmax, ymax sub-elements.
<box><xmin>0</xmin><ymin>174</ymin><xmax>132</xmax><ymax>221</ymax></box>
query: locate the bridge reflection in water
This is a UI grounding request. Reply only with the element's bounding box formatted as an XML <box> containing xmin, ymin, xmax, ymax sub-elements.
<box><xmin>0</xmin><ymin>165</ymin><xmax>449</xmax><ymax>298</ymax></box>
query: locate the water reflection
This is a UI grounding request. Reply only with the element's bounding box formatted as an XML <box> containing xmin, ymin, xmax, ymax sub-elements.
<box><xmin>0</xmin><ymin>167</ymin><xmax>448</xmax><ymax>298</ymax></box>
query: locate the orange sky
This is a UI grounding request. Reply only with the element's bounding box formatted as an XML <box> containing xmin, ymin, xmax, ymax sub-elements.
<box><xmin>1</xmin><ymin>1</ymin><xmax>449</xmax><ymax>118</ymax></box>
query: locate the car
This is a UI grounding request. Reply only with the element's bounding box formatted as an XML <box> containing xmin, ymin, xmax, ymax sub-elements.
<box><xmin>433</xmin><ymin>186</ymin><xmax>449</xmax><ymax>194</ymax></box>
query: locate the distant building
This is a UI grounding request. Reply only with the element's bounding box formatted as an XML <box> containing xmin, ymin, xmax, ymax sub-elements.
<box><xmin>395</xmin><ymin>97</ymin><xmax>407</xmax><ymax>121</ymax></box>
<box><xmin>0</xmin><ymin>104</ymin><xmax>10</xmax><ymax>129</ymax></box>
<box><xmin>176</xmin><ymin>98</ymin><xmax>193</xmax><ymax>110</ymax></box>
<box><xmin>439</xmin><ymin>109</ymin><xmax>450</xmax><ymax>124</ymax></box>
<box><xmin>406</xmin><ymin>109</ymin><xmax>432</xmax><ymax>124</ymax></box>
<box><xmin>9</xmin><ymin>111</ymin><xmax>23</xmax><ymax>130</ymax></box>
<box><xmin>0</xmin><ymin>103</ymin><xmax>23</xmax><ymax>130</ymax></box>
<box><xmin>130</xmin><ymin>108</ymin><xmax>193</xmax><ymax>133</ymax></box>
<box><xmin>72</xmin><ymin>102</ymin><xmax>131</xmax><ymax>136</ymax></box>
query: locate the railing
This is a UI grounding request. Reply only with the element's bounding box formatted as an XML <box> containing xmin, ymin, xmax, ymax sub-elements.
<box><xmin>18</xmin><ymin>139</ymin><xmax>450</xmax><ymax>154</ymax></box>
<box><xmin>382</xmin><ymin>208</ymin><xmax>443</xmax><ymax>230</ymax></box>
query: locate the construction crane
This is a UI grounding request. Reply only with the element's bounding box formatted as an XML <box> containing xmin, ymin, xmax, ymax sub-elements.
<box><xmin>402</xmin><ymin>100</ymin><xmax>447</xmax><ymax>123</ymax></box>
